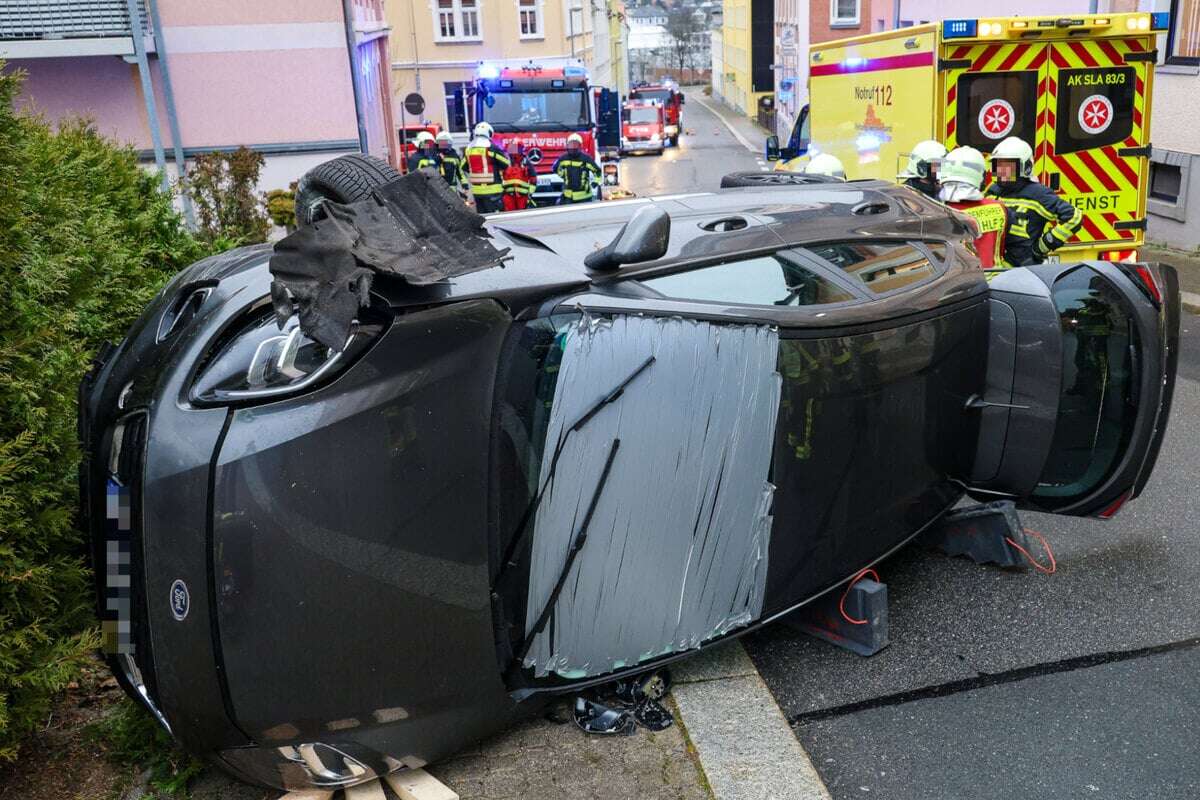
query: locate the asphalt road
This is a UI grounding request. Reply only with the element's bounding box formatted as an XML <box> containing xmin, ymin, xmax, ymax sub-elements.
<box><xmin>745</xmin><ymin>312</ymin><xmax>1200</xmax><ymax>799</ymax></box>
<box><xmin>617</xmin><ymin>90</ymin><xmax>765</xmax><ymax>196</ymax></box>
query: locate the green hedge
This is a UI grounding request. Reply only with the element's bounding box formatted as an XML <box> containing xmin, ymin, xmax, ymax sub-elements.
<box><xmin>0</xmin><ymin>66</ymin><xmax>203</xmax><ymax>760</ymax></box>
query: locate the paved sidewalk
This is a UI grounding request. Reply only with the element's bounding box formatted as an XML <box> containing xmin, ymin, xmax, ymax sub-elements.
<box><xmin>1182</xmin><ymin>289</ymin><xmax>1199</xmax><ymax>315</ymax></box>
<box><xmin>687</xmin><ymin>93</ymin><xmax>772</xmax><ymax>157</ymax></box>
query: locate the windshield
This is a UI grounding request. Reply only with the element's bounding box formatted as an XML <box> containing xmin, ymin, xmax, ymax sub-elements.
<box><xmin>633</xmin><ymin>89</ymin><xmax>671</xmax><ymax>103</ymax></box>
<box><xmin>624</xmin><ymin>107</ymin><xmax>660</xmax><ymax>124</ymax></box>
<box><xmin>483</xmin><ymin>89</ymin><xmax>589</xmax><ymax>131</ymax></box>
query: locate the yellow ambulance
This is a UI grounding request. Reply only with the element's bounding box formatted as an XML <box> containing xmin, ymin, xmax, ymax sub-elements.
<box><xmin>766</xmin><ymin>12</ymin><xmax>1167</xmax><ymax>261</ymax></box>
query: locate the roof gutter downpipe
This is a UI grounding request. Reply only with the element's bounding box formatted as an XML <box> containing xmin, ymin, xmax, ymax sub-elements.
<box><xmin>146</xmin><ymin>0</ymin><xmax>194</xmax><ymax>227</ymax></box>
<box><xmin>125</xmin><ymin>0</ymin><xmax>167</xmax><ymax>192</ymax></box>
<box><xmin>341</xmin><ymin>0</ymin><xmax>371</xmax><ymax>155</ymax></box>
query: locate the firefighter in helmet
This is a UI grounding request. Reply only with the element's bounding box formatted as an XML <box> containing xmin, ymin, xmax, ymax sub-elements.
<box><xmin>897</xmin><ymin>140</ymin><xmax>947</xmax><ymax>199</ymax></box>
<box><xmin>986</xmin><ymin>136</ymin><xmax>1082</xmax><ymax>266</ymax></box>
<box><xmin>938</xmin><ymin>146</ymin><xmax>1011</xmax><ymax>270</ymax></box>
<box><xmin>435</xmin><ymin>130</ymin><xmax>465</xmax><ymax>192</ymax></box>
<box><xmin>552</xmin><ymin>133</ymin><xmax>601</xmax><ymax>203</ymax></box>
<box><xmin>501</xmin><ymin>140</ymin><xmax>536</xmax><ymax>212</ymax></box>
<box><xmin>804</xmin><ymin>153</ymin><xmax>846</xmax><ymax>180</ymax></box>
<box><xmin>463</xmin><ymin>121</ymin><xmax>511</xmax><ymax>214</ymax></box>
<box><xmin>407</xmin><ymin>131</ymin><xmax>442</xmax><ymax>174</ymax></box>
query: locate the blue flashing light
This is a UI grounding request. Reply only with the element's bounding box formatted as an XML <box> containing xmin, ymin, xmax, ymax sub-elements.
<box><xmin>943</xmin><ymin>19</ymin><xmax>977</xmax><ymax>39</ymax></box>
<box><xmin>1151</xmin><ymin>11</ymin><xmax>1169</xmax><ymax>30</ymax></box>
<box><xmin>477</xmin><ymin>64</ymin><xmax>500</xmax><ymax>79</ymax></box>
<box><xmin>563</xmin><ymin>65</ymin><xmax>586</xmax><ymax>77</ymax></box>
<box><xmin>843</xmin><ymin>56</ymin><xmax>868</xmax><ymax>69</ymax></box>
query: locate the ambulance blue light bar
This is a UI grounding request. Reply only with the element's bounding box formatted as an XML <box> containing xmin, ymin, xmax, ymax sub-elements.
<box><xmin>943</xmin><ymin>19</ymin><xmax>977</xmax><ymax>39</ymax></box>
<box><xmin>1151</xmin><ymin>12</ymin><xmax>1169</xmax><ymax>30</ymax></box>
<box><xmin>563</xmin><ymin>65</ymin><xmax>586</xmax><ymax>77</ymax></box>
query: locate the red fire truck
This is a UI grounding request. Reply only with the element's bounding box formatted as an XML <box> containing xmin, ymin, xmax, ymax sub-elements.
<box><xmin>629</xmin><ymin>81</ymin><xmax>683</xmax><ymax>146</ymax></box>
<box><xmin>620</xmin><ymin>100</ymin><xmax>666</xmax><ymax>155</ymax></box>
<box><xmin>473</xmin><ymin>59</ymin><xmax>620</xmax><ymax>204</ymax></box>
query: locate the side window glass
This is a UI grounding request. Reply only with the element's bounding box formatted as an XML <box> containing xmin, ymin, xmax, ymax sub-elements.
<box><xmin>955</xmin><ymin>72</ymin><xmax>1039</xmax><ymax>152</ymax></box>
<box><xmin>1054</xmin><ymin>67</ymin><xmax>1135</xmax><ymax>155</ymax></box>
<box><xmin>803</xmin><ymin>242</ymin><xmax>936</xmax><ymax>295</ymax></box>
<box><xmin>641</xmin><ymin>252</ymin><xmax>855</xmax><ymax>307</ymax></box>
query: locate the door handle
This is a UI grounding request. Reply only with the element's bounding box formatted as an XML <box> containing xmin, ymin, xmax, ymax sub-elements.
<box><xmin>698</xmin><ymin>216</ymin><xmax>749</xmax><ymax>232</ymax></box>
<box><xmin>850</xmin><ymin>201</ymin><xmax>890</xmax><ymax>216</ymax></box>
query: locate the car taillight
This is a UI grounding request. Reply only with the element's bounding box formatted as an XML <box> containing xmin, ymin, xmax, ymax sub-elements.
<box><xmin>1097</xmin><ymin>490</ymin><xmax>1132</xmax><ymax>520</ymax></box>
<box><xmin>1100</xmin><ymin>249</ymin><xmax>1138</xmax><ymax>263</ymax></box>
<box><xmin>1133</xmin><ymin>265</ymin><xmax>1162</xmax><ymax>305</ymax></box>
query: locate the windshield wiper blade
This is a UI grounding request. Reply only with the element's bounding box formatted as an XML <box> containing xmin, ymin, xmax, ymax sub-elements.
<box><xmin>516</xmin><ymin>437</ymin><xmax>621</xmax><ymax>667</ymax></box>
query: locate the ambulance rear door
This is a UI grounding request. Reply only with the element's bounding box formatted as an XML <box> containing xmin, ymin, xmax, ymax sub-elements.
<box><xmin>807</xmin><ymin>26</ymin><xmax>937</xmax><ymax>181</ymax></box>
<box><xmin>1038</xmin><ymin>33</ymin><xmax>1155</xmax><ymax>258</ymax></box>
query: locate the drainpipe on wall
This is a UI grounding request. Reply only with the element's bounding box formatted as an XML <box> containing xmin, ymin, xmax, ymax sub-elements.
<box><xmin>147</xmin><ymin>0</ymin><xmax>194</xmax><ymax>227</ymax></box>
<box><xmin>125</xmin><ymin>0</ymin><xmax>168</xmax><ymax>191</ymax></box>
<box><xmin>892</xmin><ymin>0</ymin><xmax>900</xmax><ymax>29</ymax></box>
<box><xmin>341</xmin><ymin>0</ymin><xmax>371</xmax><ymax>155</ymax></box>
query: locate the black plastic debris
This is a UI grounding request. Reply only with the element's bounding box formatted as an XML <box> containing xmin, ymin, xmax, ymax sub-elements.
<box><xmin>572</xmin><ymin>669</ymin><xmax>675</xmax><ymax>736</ymax></box>
<box><xmin>574</xmin><ymin>696</ymin><xmax>636</xmax><ymax>736</ymax></box>
<box><xmin>269</xmin><ymin>169</ymin><xmax>511</xmax><ymax>349</ymax></box>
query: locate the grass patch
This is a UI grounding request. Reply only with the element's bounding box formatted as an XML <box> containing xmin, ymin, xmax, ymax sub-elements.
<box><xmin>85</xmin><ymin>698</ymin><xmax>203</xmax><ymax>799</ymax></box>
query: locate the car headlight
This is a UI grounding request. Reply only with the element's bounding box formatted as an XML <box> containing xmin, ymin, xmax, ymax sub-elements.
<box><xmin>190</xmin><ymin>304</ymin><xmax>387</xmax><ymax>406</ymax></box>
<box><xmin>649</xmin><ymin>133</ymin><xmax>660</xmax><ymax>143</ymax></box>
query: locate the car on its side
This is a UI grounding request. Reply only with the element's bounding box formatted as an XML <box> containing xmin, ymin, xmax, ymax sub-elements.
<box><xmin>80</xmin><ymin>163</ymin><xmax>1179</xmax><ymax>793</ymax></box>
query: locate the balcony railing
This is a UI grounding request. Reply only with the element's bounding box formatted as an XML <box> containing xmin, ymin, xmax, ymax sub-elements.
<box><xmin>0</xmin><ymin>0</ymin><xmax>149</xmax><ymax>40</ymax></box>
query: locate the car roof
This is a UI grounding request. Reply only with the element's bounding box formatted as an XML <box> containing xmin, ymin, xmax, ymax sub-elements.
<box><xmin>372</xmin><ymin>181</ymin><xmax>958</xmax><ymax>314</ymax></box>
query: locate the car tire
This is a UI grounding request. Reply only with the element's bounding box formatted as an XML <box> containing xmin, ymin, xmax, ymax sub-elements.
<box><xmin>719</xmin><ymin>171</ymin><xmax>843</xmax><ymax>188</ymax></box>
<box><xmin>295</xmin><ymin>154</ymin><xmax>402</xmax><ymax>224</ymax></box>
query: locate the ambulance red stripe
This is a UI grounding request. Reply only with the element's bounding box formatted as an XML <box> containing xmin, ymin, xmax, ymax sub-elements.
<box><xmin>808</xmin><ymin>51</ymin><xmax>933</xmax><ymax>76</ymax></box>
<box><xmin>1097</xmin><ymin>40</ymin><xmax>1125</xmax><ymax>66</ymax></box>
<box><xmin>1054</xmin><ymin>157</ymin><xmax>1092</xmax><ymax>195</ymax></box>
<box><xmin>996</xmin><ymin>43</ymin><xmax>1030</xmax><ymax>72</ymax></box>
<box><xmin>1068</xmin><ymin>41</ymin><xmax>1100</xmax><ymax>68</ymax></box>
<box><xmin>970</xmin><ymin>44</ymin><xmax>1003</xmax><ymax>72</ymax></box>
<box><xmin>1076</xmin><ymin>150</ymin><xmax>1121</xmax><ymax>193</ymax></box>
<box><xmin>1101</xmin><ymin>146</ymin><xmax>1139</xmax><ymax>186</ymax></box>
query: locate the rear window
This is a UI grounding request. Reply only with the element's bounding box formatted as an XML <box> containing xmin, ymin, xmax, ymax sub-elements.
<box><xmin>802</xmin><ymin>242</ymin><xmax>937</xmax><ymax>295</ymax></box>
<box><xmin>955</xmin><ymin>72</ymin><xmax>1039</xmax><ymax>152</ymax></box>
<box><xmin>1033</xmin><ymin>267</ymin><xmax>1140</xmax><ymax>509</ymax></box>
<box><xmin>1054</xmin><ymin>67</ymin><xmax>1135</xmax><ymax>155</ymax></box>
<box><xmin>642</xmin><ymin>253</ymin><xmax>854</xmax><ymax>307</ymax></box>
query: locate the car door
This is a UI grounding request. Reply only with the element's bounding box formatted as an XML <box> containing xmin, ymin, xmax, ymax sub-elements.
<box><xmin>967</xmin><ymin>260</ymin><xmax>1179</xmax><ymax>517</ymax></box>
<box><xmin>493</xmin><ymin>240</ymin><xmax>989</xmax><ymax>687</ymax></box>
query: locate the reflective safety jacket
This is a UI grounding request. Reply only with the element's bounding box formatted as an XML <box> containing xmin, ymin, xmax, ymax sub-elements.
<box><xmin>502</xmin><ymin>157</ymin><xmax>536</xmax><ymax>197</ymax></box>
<box><xmin>407</xmin><ymin>150</ymin><xmax>442</xmax><ymax>174</ymax></box>
<box><xmin>552</xmin><ymin>151</ymin><xmax>601</xmax><ymax>202</ymax></box>
<box><xmin>986</xmin><ymin>178</ymin><xmax>1082</xmax><ymax>267</ymax></box>
<box><xmin>438</xmin><ymin>147</ymin><xmax>465</xmax><ymax>188</ymax></box>
<box><xmin>948</xmin><ymin>197</ymin><xmax>1010</xmax><ymax>269</ymax></box>
<box><xmin>463</xmin><ymin>139</ymin><xmax>511</xmax><ymax>196</ymax></box>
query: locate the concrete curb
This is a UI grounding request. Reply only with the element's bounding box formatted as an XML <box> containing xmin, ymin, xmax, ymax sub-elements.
<box><xmin>671</xmin><ymin>640</ymin><xmax>832</xmax><ymax>800</ymax></box>
<box><xmin>1182</xmin><ymin>290</ymin><xmax>1200</xmax><ymax>316</ymax></box>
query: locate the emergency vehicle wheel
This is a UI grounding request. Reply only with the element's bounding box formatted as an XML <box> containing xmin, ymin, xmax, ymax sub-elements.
<box><xmin>719</xmin><ymin>171</ymin><xmax>842</xmax><ymax>188</ymax></box>
<box><xmin>295</xmin><ymin>154</ymin><xmax>402</xmax><ymax>224</ymax></box>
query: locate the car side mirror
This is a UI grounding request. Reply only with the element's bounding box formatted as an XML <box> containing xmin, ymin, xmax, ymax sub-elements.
<box><xmin>765</xmin><ymin>135</ymin><xmax>781</xmax><ymax>162</ymax></box>
<box><xmin>584</xmin><ymin>205</ymin><xmax>671</xmax><ymax>271</ymax></box>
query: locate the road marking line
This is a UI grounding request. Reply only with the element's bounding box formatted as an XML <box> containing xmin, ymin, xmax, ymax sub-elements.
<box><xmin>672</xmin><ymin>640</ymin><xmax>832</xmax><ymax>800</ymax></box>
<box><xmin>690</xmin><ymin>94</ymin><xmax>758</xmax><ymax>153</ymax></box>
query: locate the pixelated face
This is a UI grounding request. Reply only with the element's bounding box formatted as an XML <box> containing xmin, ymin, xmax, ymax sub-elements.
<box><xmin>994</xmin><ymin>159</ymin><xmax>1019</xmax><ymax>182</ymax></box>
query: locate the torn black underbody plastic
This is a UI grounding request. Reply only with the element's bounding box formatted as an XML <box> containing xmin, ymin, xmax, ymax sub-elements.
<box><xmin>571</xmin><ymin>670</ymin><xmax>675</xmax><ymax>735</ymax></box>
<box><xmin>268</xmin><ymin>170</ymin><xmax>511</xmax><ymax>349</ymax></box>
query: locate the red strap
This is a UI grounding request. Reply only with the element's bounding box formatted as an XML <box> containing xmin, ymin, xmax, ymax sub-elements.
<box><xmin>839</xmin><ymin>567</ymin><xmax>881</xmax><ymax>625</ymax></box>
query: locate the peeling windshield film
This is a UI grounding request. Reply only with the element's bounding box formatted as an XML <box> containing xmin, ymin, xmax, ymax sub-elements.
<box><xmin>804</xmin><ymin>242</ymin><xmax>935</xmax><ymax>295</ymax></box>
<box><xmin>1054</xmin><ymin>67</ymin><xmax>1135</xmax><ymax>155</ymax></box>
<box><xmin>643</xmin><ymin>253</ymin><xmax>853</xmax><ymax>306</ymax></box>
<box><xmin>623</xmin><ymin>107</ymin><xmax>660</xmax><ymax>124</ymax></box>
<box><xmin>484</xmin><ymin>90</ymin><xmax>588</xmax><ymax>131</ymax></box>
<box><xmin>1034</xmin><ymin>268</ymin><xmax>1139</xmax><ymax>509</ymax></box>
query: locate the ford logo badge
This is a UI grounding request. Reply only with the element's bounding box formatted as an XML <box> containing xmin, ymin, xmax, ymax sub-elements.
<box><xmin>170</xmin><ymin>579</ymin><xmax>190</xmax><ymax>621</ymax></box>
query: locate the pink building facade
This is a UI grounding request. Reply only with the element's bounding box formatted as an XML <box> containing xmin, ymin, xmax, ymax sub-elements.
<box><xmin>1</xmin><ymin>0</ymin><xmax>395</xmax><ymax>203</ymax></box>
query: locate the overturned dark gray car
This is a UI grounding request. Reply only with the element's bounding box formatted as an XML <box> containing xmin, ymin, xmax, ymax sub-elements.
<box><xmin>80</xmin><ymin>165</ymin><xmax>1180</xmax><ymax>791</ymax></box>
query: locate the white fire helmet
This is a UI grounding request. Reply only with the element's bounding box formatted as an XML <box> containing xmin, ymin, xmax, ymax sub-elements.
<box><xmin>938</xmin><ymin>146</ymin><xmax>988</xmax><ymax>203</ymax></box>
<box><xmin>473</xmin><ymin>121</ymin><xmax>495</xmax><ymax>139</ymax></box>
<box><xmin>805</xmin><ymin>153</ymin><xmax>846</xmax><ymax>180</ymax></box>
<box><xmin>989</xmin><ymin>136</ymin><xmax>1035</xmax><ymax>179</ymax></box>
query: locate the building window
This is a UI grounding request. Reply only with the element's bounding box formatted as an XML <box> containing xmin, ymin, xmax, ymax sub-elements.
<box><xmin>519</xmin><ymin>0</ymin><xmax>541</xmax><ymax>37</ymax></box>
<box><xmin>444</xmin><ymin>81</ymin><xmax>472</xmax><ymax>133</ymax></box>
<box><xmin>434</xmin><ymin>0</ymin><xmax>481</xmax><ymax>41</ymax></box>
<box><xmin>1151</xmin><ymin>161</ymin><xmax>1182</xmax><ymax>204</ymax></box>
<box><xmin>830</xmin><ymin>0</ymin><xmax>860</xmax><ymax>27</ymax></box>
<box><xmin>1168</xmin><ymin>0</ymin><xmax>1200</xmax><ymax>65</ymax></box>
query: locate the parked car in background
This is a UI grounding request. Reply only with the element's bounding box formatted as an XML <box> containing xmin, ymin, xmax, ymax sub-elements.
<box><xmin>80</xmin><ymin>163</ymin><xmax>1179</xmax><ymax>793</ymax></box>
